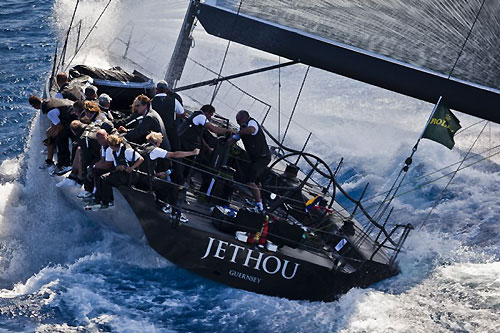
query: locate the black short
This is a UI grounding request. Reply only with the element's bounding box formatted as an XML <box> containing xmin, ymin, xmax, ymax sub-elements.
<box><xmin>246</xmin><ymin>155</ymin><xmax>271</xmax><ymax>183</ymax></box>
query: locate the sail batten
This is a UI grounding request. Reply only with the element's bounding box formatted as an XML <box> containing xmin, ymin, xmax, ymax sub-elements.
<box><xmin>197</xmin><ymin>1</ymin><xmax>500</xmax><ymax>123</ymax></box>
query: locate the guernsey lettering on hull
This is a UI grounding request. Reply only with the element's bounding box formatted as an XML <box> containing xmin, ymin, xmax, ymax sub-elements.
<box><xmin>201</xmin><ymin>237</ymin><xmax>300</xmax><ymax>280</ymax></box>
<box><xmin>229</xmin><ymin>270</ymin><xmax>262</xmax><ymax>284</ymax></box>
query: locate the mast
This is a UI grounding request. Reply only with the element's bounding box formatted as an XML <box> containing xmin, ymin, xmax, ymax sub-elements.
<box><xmin>164</xmin><ymin>0</ymin><xmax>200</xmax><ymax>88</ymax></box>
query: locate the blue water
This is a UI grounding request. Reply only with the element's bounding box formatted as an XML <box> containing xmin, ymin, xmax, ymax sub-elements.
<box><xmin>0</xmin><ymin>0</ymin><xmax>54</xmax><ymax>160</ymax></box>
<box><xmin>0</xmin><ymin>1</ymin><xmax>499</xmax><ymax>332</ymax></box>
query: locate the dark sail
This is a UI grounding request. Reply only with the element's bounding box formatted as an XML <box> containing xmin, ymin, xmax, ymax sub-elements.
<box><xmin>196</xmin><ymin>0</ymin><xmax>500</xmax><ymax>123</ymax></box>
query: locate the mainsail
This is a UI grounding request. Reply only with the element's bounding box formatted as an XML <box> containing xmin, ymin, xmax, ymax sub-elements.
<box><xmin>196</xmin><ymin>0</ymin><xmax>500</xmax><ymax>123</ymax></box>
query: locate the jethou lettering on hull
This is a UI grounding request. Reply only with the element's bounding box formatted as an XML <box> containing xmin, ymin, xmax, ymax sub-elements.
<box><xmin>201</xmin><ymin>237</ymin><xmax>300</xmax><ymax>280</ymax></box>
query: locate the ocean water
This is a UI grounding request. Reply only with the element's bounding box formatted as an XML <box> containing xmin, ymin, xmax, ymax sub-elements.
<box><xmin>0</xmin><ymin>0</ymin><xmax>499</xmax><ymax>332</ymax></box>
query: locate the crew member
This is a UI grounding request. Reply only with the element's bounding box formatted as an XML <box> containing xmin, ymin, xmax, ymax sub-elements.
<box><xmin>152</xmin><ymin>80</ymin><xmax>185</xmax><ymax>151</ymax></box>
<box><xmin>178</xmin><ymin>104</ymin><xmax>232</xmax><ymax>180</ymax></box>
<box><xmin>54</xmin><ymin>72</ymin><xmax>83</xmax><ymax>101</ymax></box>
<box><xmin>56</xmin><ymin>120</ymin><xmax>103</xmax><ymax>188</ymax></box>
<box><xmin>77</xmin><ymin>129</ymin><xmax>112</xmax><ymax>200</ymax></box>
<box><xmin>70</xmin><ymin>100</ymin><xmax>85</xmax><ymax>119</ymax></box>
<box><xmin>81</xmin><ymin>100</ymin><xmax>110</xmax><ymax>126</ymax></box>
<box><xmin>86</xmin><ymin>134</ymin><xmax>143</xmax><ymax>210</ymax></box>
<box><xmin>97</xmin><ymin>93</ymin><xmax>116</xmax><ymax>121</ymax></box>
<box><xmin>143</xmin><ymin>132</ymin><xmax>199</xmax><ymax>223</ymax></box>
<box><xmin>179</xmin><ymin>104</ymin><xmax>231</xmax><ymax>151</ymax></box>
<box><xmin>231</xmin><ymin>110</ymin><xmax>271</xmax><ymax>212</ymax></box>
<box><xmin>29</xmin><ymin>95</ymin><xmax>74</xmax><ymax>174</ymax></box>
<box><xmin>120</xmin><ymin>94</ymin><xmax>170</xmax><ymax>150</ymax></box>
<box><xmin>152</xmin><ymin>80</ymin><xmax>186</xmax><ymax>186</ymax></box>
<box><xmin>84</xmin><ymin>85</ymin><xmax>98</xmax><ymax>101</ymax></box>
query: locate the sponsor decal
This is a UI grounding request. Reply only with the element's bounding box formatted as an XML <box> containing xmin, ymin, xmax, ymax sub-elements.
<box><xmin>201</xmin><ymin>237</ymin><xmax>300</xmax><ymax>280</ymax></box>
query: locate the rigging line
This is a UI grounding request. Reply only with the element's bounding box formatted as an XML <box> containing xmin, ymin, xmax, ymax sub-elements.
<box><xmin>489</xmin><ymin>122</ymin><xmax>491</xmax><ymax>162</ymax></box>
<box><xmin>373</xmin><ymin>158</ymin><xmax>415</xmax><ymax>223</ymax></box>
<box><xmin>447</xmin><ymin>0</ymin><xmax>488</xmax><ymax>79</ymax></box>
<box><xmin>418</xmin><ymin>121</ymin><xmax>489</xmax><ymax>230</ymax></box>
<box><xmin>210</xmin><ymin>0</ymin><xmax>243</xmax><ymax>105</ymax></box>
<box><xmin>377</xmin><ymin>147</ymin><xmax>500</xmax><ymax>212</ymax></box>
<box><xmin>318</xmin><ymin>146</ymin><xmax>500</xmax><ymax>232</ymax></box>
<box><xmin>188</xmin><ymin>57</ymin><xmax>343</xmax><ymax>155</ymax></box>
<box><xmin>369</xmin><ymin>97</ymin><xmax>442</xmax><ymax>226</ymax></box>
<box><xmin>63</xmin><ymin>0</ymin><xmax>113</xmax><ymax>72</ymax></box>
<box><xmin>360</xmin><ymin>143</ymin><xmax>500</xmax><ymax>205</ymax></box>
<box><xmin>278</xmin><ymin>56</ymin><xmax>281</xmax><ymax>143</ymax></box>
<box><xmin>368</xmin><ymin>170</ymin><xmax>411</xmax><ymax>237</ymax></box>
<box><xmin>455</xmin><ymin>119</ymin><xmax>486</xmax><ymax>137</ymax></box>
<box><xmin>368</xmin><ymin>97</ymin><xmax>435</xmax><ymax>220</ymax></box>
<box><xmin>281</xmin><ymin>66</ymin><xmax>310</xmax><ymax>145</ymax></box>
<box><xmin>56</xmin><ymin>0</ymin><xmax>80</xmax><ymax>73</ymax></box>
<box><xmin>188</xmin><ymin>57</ymin><xmax>271</xmax><ymax>109</ymax></box>
<box><xmin>317</xmin><ymin>147</ymin><xmax>500</xmax><ymax>237</ymax></box>
<box><xmin>359</xmin><ymin>171</ymin><xmax>412</xmax><ymax>245</ymax></box>
<box><xmin>372</xmin><ymin>167</ymin><xmax>404</xmax><ymax>219</ymax></box>
<box><xmin>333</xmin><ymin>142</ymin><xmax>500</xmax><ymax>236</ymax></box>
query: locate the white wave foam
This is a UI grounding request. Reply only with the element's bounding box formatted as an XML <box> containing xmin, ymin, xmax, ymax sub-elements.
<box><xmin>0</xmin><ymin>158</ymin><xmax>21</xmax><ymax>181</ymax></box>
<box><xmin>337</xmin><ymin>261</ymin><xmax>500</xmax><ymax>333</ymax></box>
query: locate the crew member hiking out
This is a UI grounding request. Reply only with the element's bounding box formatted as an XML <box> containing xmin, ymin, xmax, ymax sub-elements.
<box><xmin>231</xmin><ymin>110</ymin><xmax>271</xmax><ymax>212</ymax></box>
<box><xmin>81</xmin><ymin>100</ymin><xmax>111</xmax><ymax>127</ymax></box>
<box><xmin>77</xmin><ymin>129</ymin><xmax>112</xmax><ymax>200</ymax></box>
<box><xmin>85</xmin><ymin>134</ymin><xmax>144</xmax><ymax>210</ymax></box>
<box><xmin>54</xmin><ymin>72</ymin><xmax>83</xmax><ymax>101</ymax></box>
<box><xmin>56</xmin><ymin>120</ymin><xmax>104</xmax><ymax>189</ymax></box>
<box><xmin>84</xmin><ymin>85</ymin><xmax>98</xmax><ymax>101</ymax></box>
<box><xmin>29</xmin><ymin>95</ymin><xmax>74</xmax><ymax>175</ymax></box>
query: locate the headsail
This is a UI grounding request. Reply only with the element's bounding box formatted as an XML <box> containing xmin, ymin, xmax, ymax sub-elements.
<box><xmin>197</xmin><ymin>0</ymin><xmax>500</xmax><ymax>123</ymax></box>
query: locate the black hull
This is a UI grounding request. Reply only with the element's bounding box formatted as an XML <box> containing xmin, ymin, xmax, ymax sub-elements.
<box><xmin>119</xmin><ymin>187</ymin><xmax>398</xmax><ymax>302</ymax></box>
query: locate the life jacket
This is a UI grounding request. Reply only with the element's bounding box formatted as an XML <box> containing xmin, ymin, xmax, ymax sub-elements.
<box><xmin>152</xmin><ymin>94</ymin><xmax>177</xmax><ymax>129</ymax></box>
<box><xmin>80</xmin><ymin>123</ymin><xmax>100</xmax><ymax>149</ymax></box>
<box><xmin>41</xmin><ymin>98</ymin><xmax>74</xmax><ymax>124</ymax></box>
<box><xmin>112</xmin><ymin>144</ymin><xmax>135</xmax><ymax>167</ymax></box>
<box><xmin>178</xmin><ymin>110</ymin><xmax>205</xmax><ymax>150</ymax></box>
<box><xmin>135</xmin><ymin>142</ymin><xmax>158</xmax><ymax>176</ymax></box>
<box><xmin>240</xmin><ymin>118</ymin><xmax>271</xmax><ymax>160</ymax></box>
<box><xmin>58</xmin><ymin>83</ymin><xmax>83</xmax><ymax>101</ymax></box>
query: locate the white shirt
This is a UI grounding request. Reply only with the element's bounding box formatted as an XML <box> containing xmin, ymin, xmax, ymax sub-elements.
<box><xmin>105</xmin><ymin>145</ymin><xmax>139</xmax><ymax>167</ymax></box>
<box><xmin>149</xmin><ymin>147</ymin><xmax>169</xmax><ymax>160</ymax></box>
<box><xmin>155</xmin><ymin>93</ymin><xmax>185</xmax><ymax>117</ymax></box>
<box><xmin>192</xmin><ymin>114</ymin><xmax>208</xmax><ymax>126</ymax></box>
<box><xmin>101</xmin><ymin>146</ymin><xmax>107</xmax><ymax>158</ymax></box>
<box><xmin>247</xmin><ymin>119</ymin><xmax>259</xmax><ymax>135</ymax></box>
<box><xmin>233</xmin><ymin>119</ymin><xmax>259</xmax><ymax>140</ymax></box>
<box><xmin>47</xmin><ymin>108</ymin><xmax>61</xmax><ymax>125</ymax></box>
